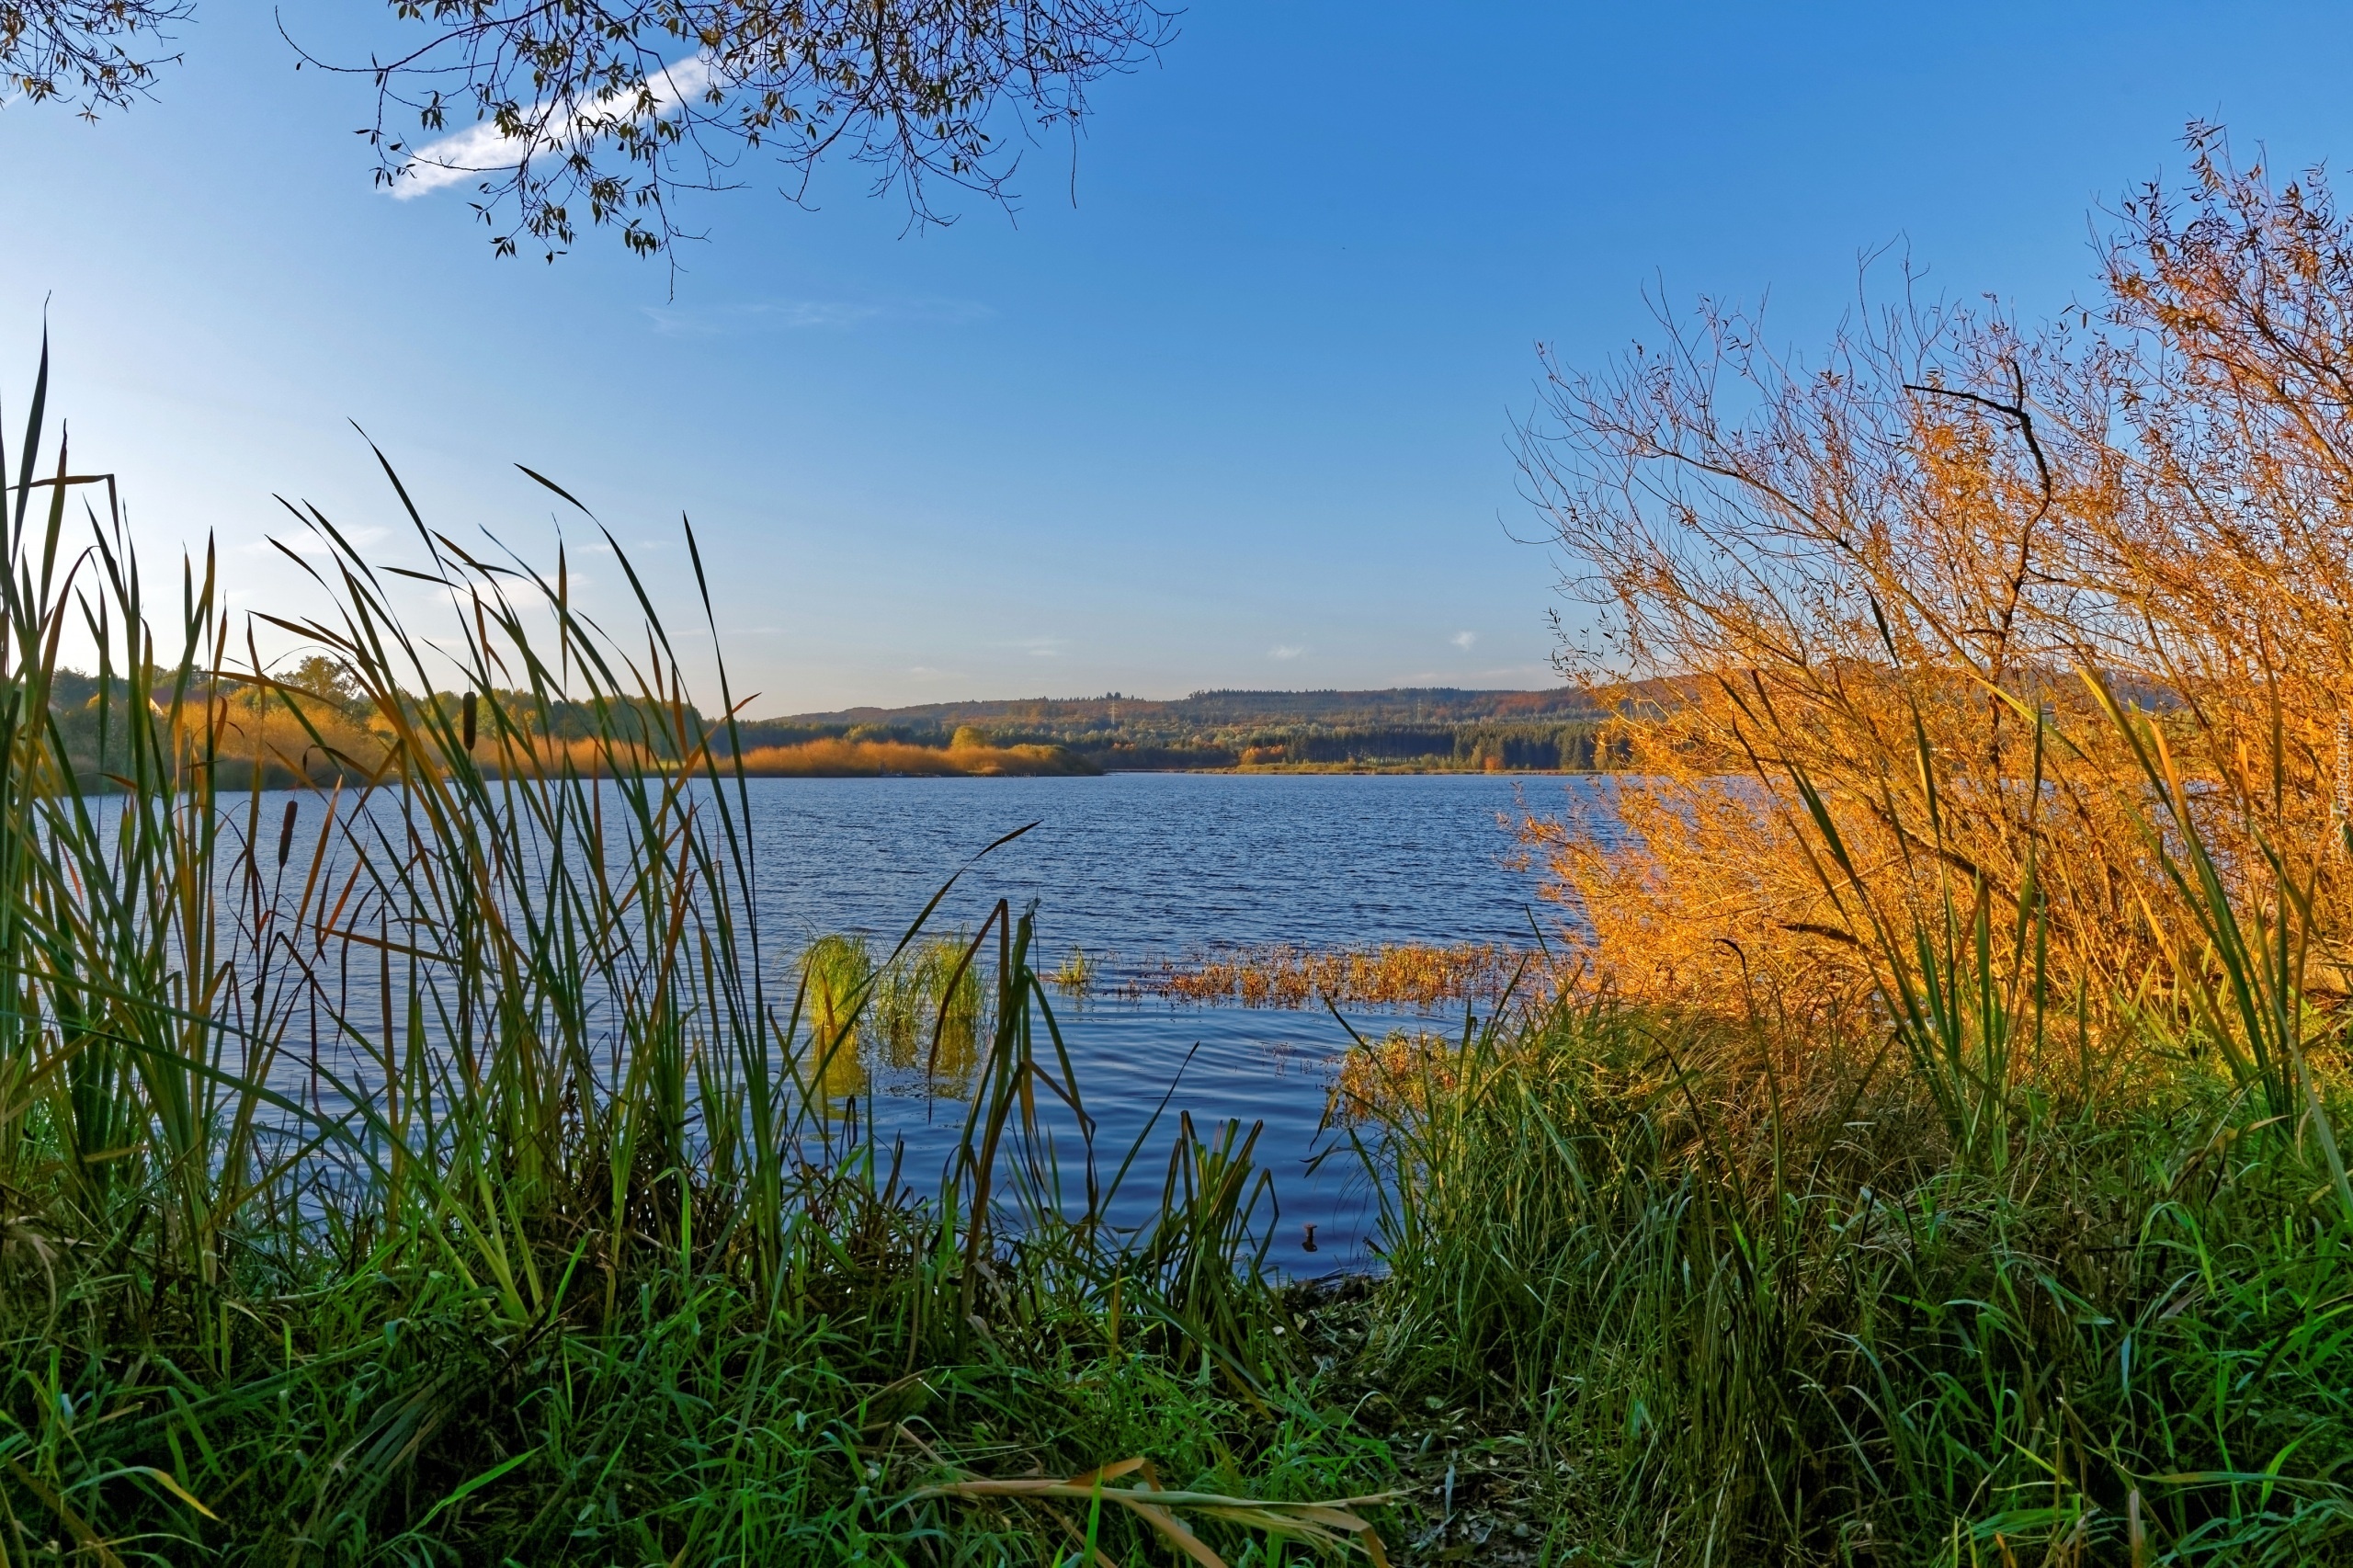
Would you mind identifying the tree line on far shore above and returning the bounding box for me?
[729,686,1627,773]
[43,671,1627,784]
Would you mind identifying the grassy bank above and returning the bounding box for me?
[1336,998,2353,1564]
[47,671,1098,787]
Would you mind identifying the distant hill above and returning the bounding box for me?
[764,687,1597,730]
[728,687,1622,772]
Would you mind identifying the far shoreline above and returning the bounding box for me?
[740,764,1601,778]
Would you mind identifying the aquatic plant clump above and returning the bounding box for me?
[870,931,992,1084]
[1046,945,1096,994]
[1142,941,1537,1009]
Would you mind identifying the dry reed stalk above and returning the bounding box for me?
[910,1456,1398,1565]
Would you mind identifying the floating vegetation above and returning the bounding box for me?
[1324,1028,1461,1126]
[790,931,998,1095]
[1046,945,1097,994]
[1139,941,1538,1009]
[800,933,875,1039]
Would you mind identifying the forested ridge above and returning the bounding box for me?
[734,685,1626,771]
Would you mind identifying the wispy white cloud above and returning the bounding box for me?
[727,301,881,330]
[392,55,715,199]
[641,295,992,336]
[1450,631,1477,650]
[1268,643,1304,661]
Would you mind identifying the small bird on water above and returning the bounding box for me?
[1301,1223,1319,1253]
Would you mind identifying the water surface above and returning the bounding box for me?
[742,773,1604,1269]
[201,772,1610,1270]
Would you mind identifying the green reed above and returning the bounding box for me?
[0,346,1391,1565]
[870,931,989,1082]
[1346,993,2353,1564]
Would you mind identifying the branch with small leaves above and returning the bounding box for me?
[293,1,1173,267]
[0,0,189,117]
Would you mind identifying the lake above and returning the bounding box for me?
[738,772,1607,1271]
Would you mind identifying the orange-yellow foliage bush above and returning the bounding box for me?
[194,687,681,783]
[1520,133,2353,1044]
[195,687,395,782]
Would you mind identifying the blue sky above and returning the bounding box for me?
[4,2,2350,714]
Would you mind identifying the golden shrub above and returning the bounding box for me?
[1521,133,2353,1047]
